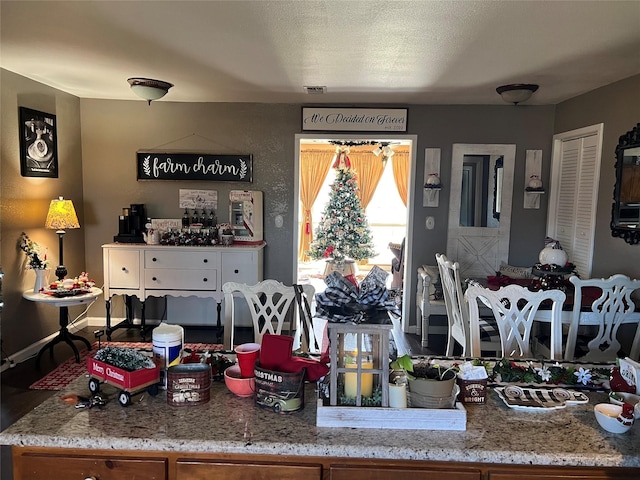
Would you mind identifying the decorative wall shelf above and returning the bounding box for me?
[423,148,442,207]
[524,150,544,209]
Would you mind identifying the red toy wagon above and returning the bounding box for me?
[87,357,160,406]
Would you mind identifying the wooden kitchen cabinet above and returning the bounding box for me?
[175,459,322,480]
[330,464,481,480]
[487,468,640,480]
[12,449,167,480]
[10,447,640,480]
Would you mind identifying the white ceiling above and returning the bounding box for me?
[1,1,639,105]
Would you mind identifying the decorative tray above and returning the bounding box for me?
[42,288,91,298]
[495,386,589,411]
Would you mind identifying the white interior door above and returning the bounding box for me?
[447,144,516,278]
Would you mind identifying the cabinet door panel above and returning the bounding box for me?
[489,469,639,480]
[222,252,259,284]
[17,453,166,480]
[330,465,481,480]
[176,460,322,480]
[108,249,140,288]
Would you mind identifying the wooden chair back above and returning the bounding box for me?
[436,253,469,355]
[465,283,565,359]
[436,253,501,356]
[222,280,316,351]
[566,274,640,361]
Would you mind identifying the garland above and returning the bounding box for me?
[490,358,611,388]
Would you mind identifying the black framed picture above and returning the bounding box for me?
[19,107,58,178]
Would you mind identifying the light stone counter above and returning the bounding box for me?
[1,374,639,468]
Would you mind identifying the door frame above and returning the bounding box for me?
[293,133,418,332]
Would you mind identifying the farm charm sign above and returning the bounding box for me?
[137,152,253,182]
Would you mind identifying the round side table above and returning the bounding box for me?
[23,287,103,366]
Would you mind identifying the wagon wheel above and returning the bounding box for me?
[118,391,131,407]
[88,378,100,394]
[147,384,159,396]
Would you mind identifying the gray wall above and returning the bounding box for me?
[554,75,640,279]
[2,66,638,356]
[1,69,85,353]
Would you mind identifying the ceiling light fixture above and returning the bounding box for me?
[127,77,174,105]
[496,84,539,105]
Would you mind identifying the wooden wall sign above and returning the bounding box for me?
[137,152,252,182]
[302,107,408,132]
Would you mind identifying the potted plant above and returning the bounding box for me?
[19,232,49,292]
[391,355,458,401]
[389,354,414,385]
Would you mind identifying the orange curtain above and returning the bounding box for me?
[391,152,409,206]
[349,152,385,208]
[298,151,333,262]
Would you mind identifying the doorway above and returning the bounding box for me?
[293,134,417,332]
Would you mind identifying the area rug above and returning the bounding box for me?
[28,342,226,391]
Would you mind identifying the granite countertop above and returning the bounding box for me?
[1,374,639,468]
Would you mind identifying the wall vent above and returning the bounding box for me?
[304,86,327,94]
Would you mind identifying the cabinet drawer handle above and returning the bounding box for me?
[203,258,208,263]
[84,477,98,480]
[152,276,157,281]
[152,257,157,262]
[203,278,208,282]
[121,267,127,272]
[234,269,239,274]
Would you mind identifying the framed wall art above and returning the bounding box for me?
[19,107,58,178]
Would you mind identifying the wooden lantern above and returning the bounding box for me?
[327,323,392,407]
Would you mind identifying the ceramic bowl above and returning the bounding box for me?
[609,391,640,419]
[593,403,633,434]
[224,365,255,397]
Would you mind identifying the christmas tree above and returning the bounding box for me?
[308,152,376,263]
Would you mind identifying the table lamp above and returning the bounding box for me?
[45,196,80,281]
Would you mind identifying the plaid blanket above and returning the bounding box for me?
[315,266,400,323]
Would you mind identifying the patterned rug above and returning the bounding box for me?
[28,341,226,390]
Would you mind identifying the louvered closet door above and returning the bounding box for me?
[548,125,602,278]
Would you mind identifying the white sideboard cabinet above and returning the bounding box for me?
[102,243,264,341]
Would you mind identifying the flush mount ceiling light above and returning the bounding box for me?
[496,84,539,105]
[127,77,174,105]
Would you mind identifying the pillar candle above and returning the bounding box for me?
[389,384,407,408]
[345,361,373,398]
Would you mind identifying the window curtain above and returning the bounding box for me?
[349,152,385,208]
[391,152,410,206]
[298,151,333,262]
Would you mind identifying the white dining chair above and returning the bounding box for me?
[222,280,317,352]
[565,274,640,362]
[436,253,501,356]
[465,283,566,359]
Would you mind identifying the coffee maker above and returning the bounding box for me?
[114,203,147,243]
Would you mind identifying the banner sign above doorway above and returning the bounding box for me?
[136,152,253,182]
[302,108,408,132]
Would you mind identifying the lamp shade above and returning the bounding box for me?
[45,197,80,231]
[496,84,539,105]
[127,77,173,104]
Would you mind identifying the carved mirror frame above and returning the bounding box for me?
[611,123,640,245]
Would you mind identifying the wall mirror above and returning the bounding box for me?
[611,123,640,245]
[459,154,503,227]
[448,144,516,278]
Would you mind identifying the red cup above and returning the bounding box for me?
[235,343,260,378]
